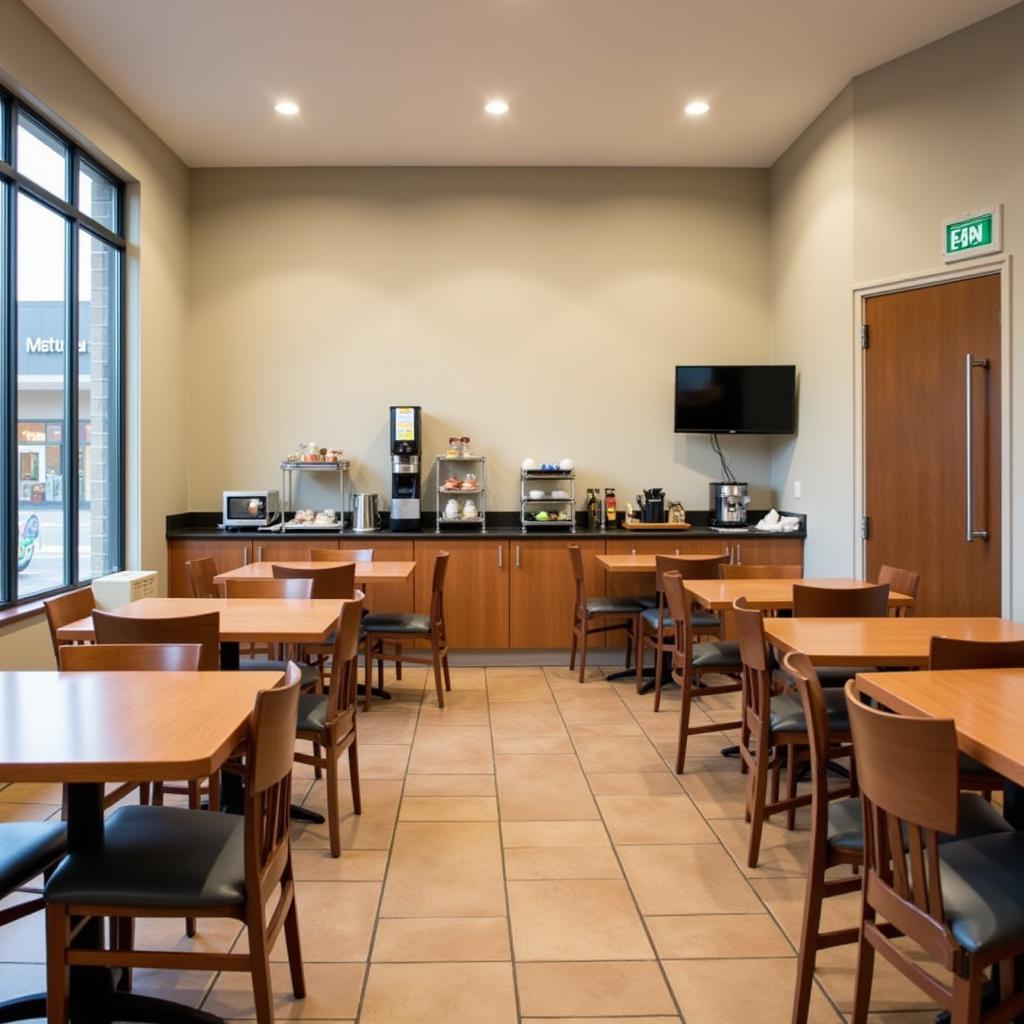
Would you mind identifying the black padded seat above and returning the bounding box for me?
[640,608,721,632]
[296,693,328,733]
[0,822,66,893]
[585,597,641,616]
[45,806,244,909]
[636,595,659,610]
[361,612,432,635]
[769,688,850,734]
[827,793,1012,855]
[240,660,319,687]
[692,640,740,668]
[939,833,1024,954]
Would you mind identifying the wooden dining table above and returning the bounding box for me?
[0,669,278,1024]
[213,560,415,584]
[596,552,731,574]
[686,577,914,612]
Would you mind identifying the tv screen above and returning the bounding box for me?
[674,365,796,434]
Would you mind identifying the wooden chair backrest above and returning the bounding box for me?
[655,554,728,594]
[59,643,201,672]
[928,636,1024,671]
[309,547,374,562]
[792,583,890,618]
[272,562,355,600]
[732,597,772,728]
[44,588,96,660]
[244,665,301,897]
[223,578,313,600]
[844,678,961,967]
[877,564,921,612]
[92,610,221,670]
[328,594,366,718]
[719,563,803,580]
[430,552,450,628]
[185,557,219,598]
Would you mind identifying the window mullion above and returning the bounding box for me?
[66,216,78,587]
[3,181,16,605]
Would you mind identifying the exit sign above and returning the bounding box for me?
[943,206,1002,262]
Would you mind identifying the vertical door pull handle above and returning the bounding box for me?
[965,353,990,542]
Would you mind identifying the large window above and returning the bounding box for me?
[1,90,125,606]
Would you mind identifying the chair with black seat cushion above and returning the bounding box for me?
[294,594,364,858]
[45,667,305,1024]
[876,564,920,617]
[636,554,728,698]
[44,588,96,664]
[843,677,1024,1024]
[789,583,890,688]
[362,552,451,709]
[568,544,640,685]
[783,652,1010,1024]
[663,571,743,773]
[734,600,855,868]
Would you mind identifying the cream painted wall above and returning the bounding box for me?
[0,0,190,665]
[188,167,773,514]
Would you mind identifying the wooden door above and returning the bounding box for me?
[167,538,251,597]
[864,274,1001,615]
[413,539,509,649]
[509,539,605,648]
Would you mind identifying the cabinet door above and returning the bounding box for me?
[509,539,605,649]
[342,539,415,614]
[167,539,252,597]
[249,537,319,562]
[414,540,509,649]
[732,538,804,571]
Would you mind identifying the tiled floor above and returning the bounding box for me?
[0,664,943,1023]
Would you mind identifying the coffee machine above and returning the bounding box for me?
[389,406,422,532]
[709,482,750,528]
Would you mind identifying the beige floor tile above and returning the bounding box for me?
[399,795,498,820]
[663,958,842,1024]
[523,1020,680,1024]
[619,844,762,915]
[361,962,517,1024]
[494,752,580,774]
[203,961,364,1020]
[372,916,511,961]
[134,967,216,1009]
[403,773,495,796]
[354,710,419,744]
[291,848,388,881]
[678,759,750,818]
[335,743,411,780]
[382,820,505,917]
[408,726,493,774]
[558,701,636,727]
[573,734,665,773]
[711,815,811,878]
[296,779,401,850]
[496,769,599,821]
[652,731,737,761]
[487,666,547,681]
[0,781,64,804]
[648,913,793,959]
[516,961,677,1017]
[504,845,623,880]
[864,1014,943,1023]
[487,677,553,702]
[417,690,491,727]
[587,770,683,795]
[501,819,610,848]
[489,701,567,737]
[448,666,488,689]
[135,915,242,953]
[597,793,717,844]
[567,719,645,737]
[508,878,653,960]
[492,735,575,753]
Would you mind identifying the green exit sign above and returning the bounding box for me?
[943,206,1002,262]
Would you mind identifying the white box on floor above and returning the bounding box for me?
[91,570,158,610]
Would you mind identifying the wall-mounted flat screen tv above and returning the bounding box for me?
[674,365,797,434]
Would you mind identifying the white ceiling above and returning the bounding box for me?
[23,0,1018,168]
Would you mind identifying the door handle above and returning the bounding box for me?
[965,353,990,542]
[515,544,521,569]
[497,545,503,569]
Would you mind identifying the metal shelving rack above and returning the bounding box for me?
[276,460,351,533]
[520,470,576,532]
[436,455,486,532]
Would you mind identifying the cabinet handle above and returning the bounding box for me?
[674,547,680,556]
[735,544,741,564]
[257,545,264,561]
[243,546,250,565]
[631,546,637,555]
[965,353,990,541]
[498,546,503,569]
[515,545,521,569]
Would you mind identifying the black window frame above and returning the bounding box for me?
[0,86,126,609]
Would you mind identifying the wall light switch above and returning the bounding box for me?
[793,480,802,499]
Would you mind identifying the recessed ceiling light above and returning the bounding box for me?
[484,98,510,117]
[684,100,710,117]
[275,100,300,116]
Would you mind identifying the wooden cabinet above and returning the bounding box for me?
[414,539,509,649]
[342,539,415,614]
[167,538,251,596]
[732,537,804,570]
[509,539,605,649]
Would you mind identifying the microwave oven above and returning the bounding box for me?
[222,490,281,530]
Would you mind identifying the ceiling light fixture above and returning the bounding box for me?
[684,100,710,117]
[275,100,300,116]
[484,98,510,116]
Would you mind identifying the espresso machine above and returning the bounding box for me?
[389,405,422,532]
[709,481,750,528]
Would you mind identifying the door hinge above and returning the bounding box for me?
[860,325,870,349]
[861,515,870,540]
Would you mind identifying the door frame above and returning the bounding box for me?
[852,256,1012,616]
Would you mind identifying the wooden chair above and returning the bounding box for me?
[59,643,201,673]
[45,668,306,1024]
[568,544,640,684]
[636,554,728,697]
[294,595,364,857]
[309,548,374,562]
[785,654,1010,1024]
[719,563,803,579]
[734,600,854,868]
[185,557,219,598]
[663,571,743,773]
[362,552,452,709]
[843,678,1024,1024]
[877,564,921,616]
[44,588,96,663]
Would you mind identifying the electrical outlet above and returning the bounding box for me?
[793,480,802,499]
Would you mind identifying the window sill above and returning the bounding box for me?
[0,600,46,628]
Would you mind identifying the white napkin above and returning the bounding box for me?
[754,508,801,533]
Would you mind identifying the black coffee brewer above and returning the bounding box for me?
[389,405,422,532]
[637,488,666,523]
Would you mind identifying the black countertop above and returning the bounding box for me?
[167,510,806,541]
